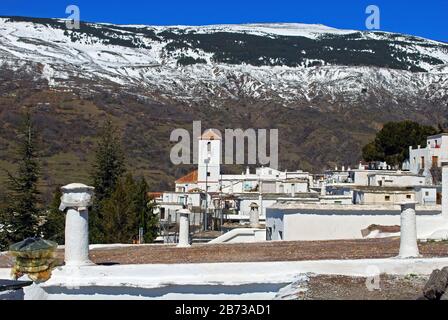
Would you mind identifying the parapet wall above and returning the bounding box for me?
[281,213,448,241]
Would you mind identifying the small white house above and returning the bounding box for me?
[156,191,206,226]
[348,169,424,187]
[367,171,426,187]
[409,133,448,174]
[319,195,353,204]
[414,186,440,206]
[353,187,415,205]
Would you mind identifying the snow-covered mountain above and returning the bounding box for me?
[1,16,448,108]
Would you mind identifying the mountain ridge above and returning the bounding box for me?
[1,15,447,108]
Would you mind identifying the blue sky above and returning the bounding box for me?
[1,0,447,41]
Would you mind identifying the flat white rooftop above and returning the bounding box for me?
[269,202,441,212]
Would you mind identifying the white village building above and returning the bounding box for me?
[322,159,438,206]
[409,133,448,174]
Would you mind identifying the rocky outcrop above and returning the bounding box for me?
[418,267,448,300]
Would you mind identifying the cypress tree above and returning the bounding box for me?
[90,119,125,243]
[134,177,158,243]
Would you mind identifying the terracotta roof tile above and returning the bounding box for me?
[148,192,163,198]
[176,170,198,184]
[200,129,222,140]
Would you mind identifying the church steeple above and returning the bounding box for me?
[197,129,222,192]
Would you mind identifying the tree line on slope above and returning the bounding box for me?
[362,120,441,167]
[0,112,158,250]
[162,31,445,71]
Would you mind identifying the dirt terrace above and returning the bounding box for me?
[302,274,428,300]
[2,238,447,268]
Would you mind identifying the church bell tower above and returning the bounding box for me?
[198,129,221,192]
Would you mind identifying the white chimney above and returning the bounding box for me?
[249,202,260,228]
[177,208,191,247]
[398,202,420,258]
[59,183,95,267]
[321,182,327,196]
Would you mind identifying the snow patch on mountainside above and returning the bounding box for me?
[160,23,359,39]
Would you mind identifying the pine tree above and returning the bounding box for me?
[42,187,65,244]
[362,121,438,166]
[92,119,125,201]
[0,112,41,249]
[134,177,158,243]
[102,174,139,244]
[101,175,159,244]
[90,119,125,243]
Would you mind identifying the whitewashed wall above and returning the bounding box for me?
[239,199,276,217]
[368,174,425,187]
[266,207,448,241]
[279,213,448,241]
[415,187,438,205]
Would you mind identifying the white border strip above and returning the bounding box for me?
[1,257,444,289]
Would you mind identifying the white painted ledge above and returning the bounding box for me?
[0,257,445,289]
[209,228,266,244]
